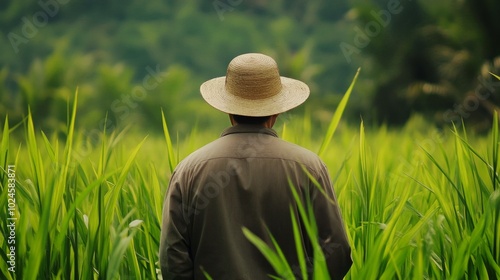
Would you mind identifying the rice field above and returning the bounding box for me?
[1,90,499,279]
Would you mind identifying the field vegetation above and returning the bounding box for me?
[1,84,499,278]
[1,0,500,279]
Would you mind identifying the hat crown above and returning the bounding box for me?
[225,53,282,100]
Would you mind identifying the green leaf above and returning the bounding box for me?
[242,227,288,277]
[161,109,178,174]
[318,68,360,157]
[290,206,308,280]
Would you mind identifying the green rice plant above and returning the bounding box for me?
[161,109,179,174]
[414,117,500,279]
[0,91,166,279]
[318,68,360,158]
[1,74,500,279]
[342,119,438,280]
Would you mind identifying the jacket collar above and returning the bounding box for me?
[221,124,279,138]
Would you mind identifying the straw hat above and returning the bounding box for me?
[200,53,310,117]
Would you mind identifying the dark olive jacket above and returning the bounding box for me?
[159,124,352,280]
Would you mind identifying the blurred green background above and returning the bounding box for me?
[1,0,499,135]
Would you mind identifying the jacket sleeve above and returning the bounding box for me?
[311,164,352,280]
[159,171,194,280]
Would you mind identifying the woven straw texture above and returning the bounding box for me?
[200,53,310,116]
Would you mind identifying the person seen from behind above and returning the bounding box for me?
[159,53,352,279]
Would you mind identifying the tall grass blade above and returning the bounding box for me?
[242,227,291,278]
[105,137,148,224]
[288,181,330,279]
[0,117,13,280]
[0,116,9,178]
[491,112,499,190]
[290,206,308,280]
[161,109,177,173]
[318,68,360,157]
[200,267,214,280]
[24,109,52,280]
[491,113,500,269]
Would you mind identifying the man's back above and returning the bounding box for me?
[160,124,352,279]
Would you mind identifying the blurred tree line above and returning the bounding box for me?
[0,0,499,135]
[352,0,500,130]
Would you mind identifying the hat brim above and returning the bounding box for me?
[200,76,310,117]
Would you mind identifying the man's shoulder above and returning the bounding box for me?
[175,132,326,172]
[272,138,326,167]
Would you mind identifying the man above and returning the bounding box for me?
[159,53,352,279]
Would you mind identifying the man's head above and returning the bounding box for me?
[200,53,310,119]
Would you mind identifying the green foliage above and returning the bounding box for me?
[351,0,500,127]
[318,68,360,157]
[0,2,499,277]
[1,74,498,279]
[0,95,165,279]
[0,0,360,134]
[1,83,499,279]
[1,0,499,131]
